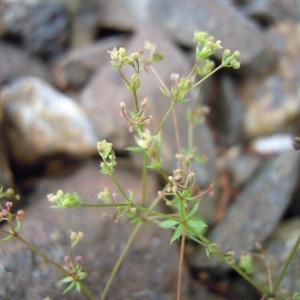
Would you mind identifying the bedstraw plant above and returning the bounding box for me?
[1,31,300,300]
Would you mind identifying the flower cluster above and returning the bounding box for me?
[47,190,82,208]
[194,31,222,60]
[97,140,116,176]
[171,75,193,103]
[222,49,241,69]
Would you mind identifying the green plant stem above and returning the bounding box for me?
[191,236,266,295]
[81,203,130,208]
[149,65,171,96]
[177,234,186,300]
[100,190,165,300]
[188,64,223,92]
[100,223,142,300]
[156,101,176,134]
[272,233,300,295]
[111,174,131,202]
[141,153,148,206]
[13,233,95,300]
[172,107,181,151]
[133,88,140,112]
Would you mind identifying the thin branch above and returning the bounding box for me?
[176,234,186,300]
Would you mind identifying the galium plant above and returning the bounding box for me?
[0,31,299,300]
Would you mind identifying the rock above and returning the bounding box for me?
[80,26,217,186]
[0,77,97,165]
[209,75,244,146]
[188,151,300,271]
[0,42,50,85]
[53,36,127,90]
[98,0,277,73]
[0,160,195,300]
[241,0,300,24]
[0,127,13,190]
[254,219,300,294]
[240,22,300,139]
[0,1,70,59]
[221,147,264,188]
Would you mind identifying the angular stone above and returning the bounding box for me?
[80,26,217,186]
[0,77,97,165]
[53,36,127,90]
[98,0,277,73]
[0,42,50,85]
[189,151,300,270]
[0,160,194,300]
[254,219,300,294]
[0,1,70,59]
[240,22,300,138]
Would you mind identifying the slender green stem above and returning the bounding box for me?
[100,189,165,300]
[14,233,95,300]
[133,88,140,112]
[100,223,142,300]
[149,65,171,96]
[141,153,148,206]
[177,234,186,300]
[273,233,300,295]
[188,64,223,93]
[191,236,266,295]
[111,174,131,202]
[156,101,176,134]
[81,203,130,208]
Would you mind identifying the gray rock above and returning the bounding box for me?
[0,160,195,300]
[98,0,277,73]
[0,77,97,164]
[189,151,300,271]
[80,26,217,186]
[0,42,50,85]
[239,22,300,139]
[254,219,300,295]
[241,0,300,24]
[53,36,127,90]
[0,0,70,59]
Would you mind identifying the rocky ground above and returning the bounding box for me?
[0,0,300,299]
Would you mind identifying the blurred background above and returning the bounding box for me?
[0,0,300,299]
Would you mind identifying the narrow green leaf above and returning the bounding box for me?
[171,224,184,243]
[187,218,207,236]
[63,282,76,294]
[126,146,144,153]
[160,219,178,229]
[187,203,200,218]
[76,282,81,292]
[0,234,13,243]
[61,276,74,283]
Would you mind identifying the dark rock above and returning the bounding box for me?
[238,22,300,139]
[241,0,300,24]
[80,26,217,186]
[209,75,244,146]
[254,219,300,295]
[0,42,50,85]
[98,0,277,73]
[0,160,195,300]
[0,77,97,165]
[53,36,127,90]
[188,151,300,271]
[0,1,70,59]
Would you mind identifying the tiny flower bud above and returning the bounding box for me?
[141,98,148,107]
[120,102,126,109]
[75,255,83,263]
[64,255,71,264]
[5,202,13,209]
[16,210,25,220]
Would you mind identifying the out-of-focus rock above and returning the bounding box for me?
[0,121,13,189]
[241,0,300,24]
[188,151,299,271]
[0,42,50,85]
[254,219,300,294]
[0,160,194,300]
[98,0,277,73]
[80,26,217,186]
[240,22,300,139]
[209,76,244,146]
[53,36,127,90]
[221,147,264,188]
[0,1,70,59]
[1,77,97,165]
